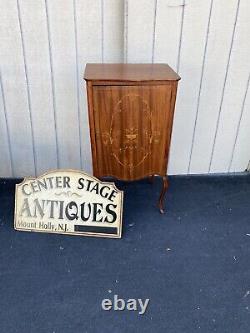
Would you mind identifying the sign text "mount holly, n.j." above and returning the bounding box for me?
[14,170,123,238]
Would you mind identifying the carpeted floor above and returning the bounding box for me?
[0,174,250,333]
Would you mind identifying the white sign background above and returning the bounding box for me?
[14,170,123,238]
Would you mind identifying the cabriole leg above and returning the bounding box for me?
[158,176,168,214]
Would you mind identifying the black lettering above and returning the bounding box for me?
[80,202,91,221]
[104,204,117,223]
[22,184,31,196]
[47,177,54,189]
[92,203,103,222]
[63,176,70,188]
[20,198,32,217]
[65,201,78,220]
[56,176,62,188]
[108,189,117,202]
[30,181,39,193]
[78,178,85,190]
[86,179,94,191]
[33,199,45,218]
[58,200,64,219]
[47,200,58,219]
[100,186,110,199]
[37,179,48,191]
[90,183,99,194]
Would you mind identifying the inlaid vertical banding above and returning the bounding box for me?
[73,0,83,169]
[16,0,37,175]
[151,0,158,63]
[44,0,59,168]
[228,72,250,172]
[124,0,129,63]
[176,0,185,73]
[0,71,14,177]
[208,0,241,172]
[188,0,214,173]
[101,0,104,62]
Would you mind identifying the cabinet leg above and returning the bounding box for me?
[158,176,168,214]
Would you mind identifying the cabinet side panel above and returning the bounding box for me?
[167,82,178,172]
[86,81,98,176]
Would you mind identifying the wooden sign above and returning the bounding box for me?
[14,170,123,238]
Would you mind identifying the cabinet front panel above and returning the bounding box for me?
[92,85,173,180]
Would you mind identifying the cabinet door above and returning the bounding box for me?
[92,85,173,180]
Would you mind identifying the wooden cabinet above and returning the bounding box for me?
[84,64,180,213]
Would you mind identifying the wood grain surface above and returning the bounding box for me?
[85,64,179,181]
[84,63,181,82]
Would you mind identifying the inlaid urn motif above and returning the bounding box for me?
[109,94,153,170]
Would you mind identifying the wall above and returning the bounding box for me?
[0,0,124,177]
[125,0,250,175]
[0,0,249,178]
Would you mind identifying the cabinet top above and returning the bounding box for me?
[84,63,180,82]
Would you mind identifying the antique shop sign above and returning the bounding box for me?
[14,170,123,238]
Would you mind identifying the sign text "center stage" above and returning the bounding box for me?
[21,176,118,202]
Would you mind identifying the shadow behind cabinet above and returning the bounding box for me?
[84,64,180,213]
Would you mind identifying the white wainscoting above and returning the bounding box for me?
[0,0,249,177]
[0,0,123,177]
[125,0,250,175]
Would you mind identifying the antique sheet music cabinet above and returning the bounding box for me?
[84,64,180,213]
